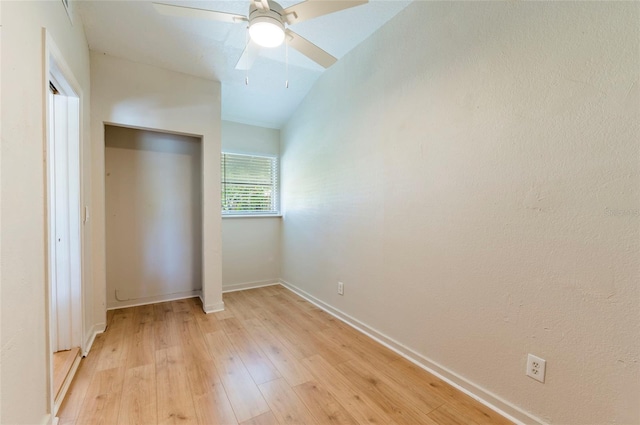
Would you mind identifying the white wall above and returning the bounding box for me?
[91,53,223,313]
[105,126,202,308]
[280,2,639,424]
[221,121,281,291]
[0,1,92,423]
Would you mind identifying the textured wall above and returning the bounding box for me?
[91,53,223,313]
[221,121,281,290]
[0,1,92,423]
[281,2,639,424]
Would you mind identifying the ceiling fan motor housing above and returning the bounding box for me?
[248,3,286,48]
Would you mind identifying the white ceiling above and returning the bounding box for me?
[77,0,412,128]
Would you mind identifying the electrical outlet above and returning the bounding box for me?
[526,354,546,383]
[337,281,344,295]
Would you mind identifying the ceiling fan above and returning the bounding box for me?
[153,0,368,70]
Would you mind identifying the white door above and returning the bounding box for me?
[48,82,82,352]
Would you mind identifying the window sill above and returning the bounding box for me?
[222,214,282,219]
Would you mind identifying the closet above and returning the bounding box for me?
[105,125,202,309]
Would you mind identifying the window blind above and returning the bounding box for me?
[221,152,279,214]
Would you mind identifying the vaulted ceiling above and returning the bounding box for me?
[77,0,411,128]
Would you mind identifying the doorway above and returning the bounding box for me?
[47,47,83,414]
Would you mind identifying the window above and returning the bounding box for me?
[221,152,279,215]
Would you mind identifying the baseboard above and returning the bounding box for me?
[222,280,280,293]
[279,279,545,425]
[42,413,55,425]
[83,322,106,357]
[106,290,201,310]
[199,294,225,314]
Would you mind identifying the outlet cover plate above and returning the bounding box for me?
[526,353,546,383]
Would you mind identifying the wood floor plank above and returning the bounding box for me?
[96,309,133,371]
[321,331,447,417]
[213,307,236,320]
[154,309,180,350]
[389,359,512,425]
[155,346,198,425]
[177,318,240,425]
[191,299,222,334]
[58,335,106,421]
[172,298,194,314]
[153,302,173,321]
[301,355,398,425]
[227,289,266,311]
[205,330,270,423]
[336,360,439,425]
[224,292,261,322]
[253,305,348,365]
[125,320,155,369]
[192,384,239,425]
[134,304,155,324]
[242,318,314,387]
[178,317,213,366]
[445,392,512,425]
[221,317,281,385]
[117,364,157,425]
[318,326,400,368]
[75,367,125,425]
[195,312,222,335]
[266,293,331,332]
[258,378,318,425]
[428,403,482,425]
[293,380,360,425]
[239,411,281,425]
[251,309,312,359]
[344,354,446,414]
[185,355,238,425]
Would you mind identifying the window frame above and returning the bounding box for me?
[221,151,280,217]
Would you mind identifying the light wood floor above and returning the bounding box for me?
[54,347,81,400]
[58,285,512,425]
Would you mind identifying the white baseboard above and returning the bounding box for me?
[106,290,201,310]
[279,279,545,425]
[199,294,225,314]
[83,322,106,357]
[42,413,54,425]
[223,280,280,293]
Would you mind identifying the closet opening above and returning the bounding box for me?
[104,125,203,310]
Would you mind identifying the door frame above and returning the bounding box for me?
[44,29,85,416]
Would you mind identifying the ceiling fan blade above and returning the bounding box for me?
[235,40,261,70]
[283,0,368,25]
[152,2,247,24]
[285,29,336,68]
[252,0,270,11]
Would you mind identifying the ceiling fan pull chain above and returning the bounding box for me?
[245,26,250,86]
[285,37,289,89]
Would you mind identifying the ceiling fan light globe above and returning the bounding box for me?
[249,18,285,48]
